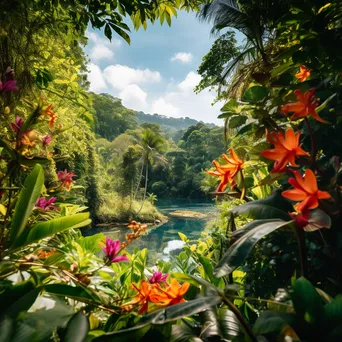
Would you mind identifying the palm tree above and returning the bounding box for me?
[134,128,167,213]
[199,0,291,90]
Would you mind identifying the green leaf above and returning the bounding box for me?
[291,277,324,325]
[253,311,296,335]
[10,213,91,250]
[44,284,101,303]
[94,325,151,342]
[9,164,44,243]
[270,60,293,78]
[231,190,293,220]
[104,24,112,41]
[110,24,131,44]
[229,115,248,129]
[242,86,269,103]
[77,233,105,253]
[214,220,294,277]
[316,93,336,113]
[64,312,90,342]
[178,232,188,243]
[140,296,222,326]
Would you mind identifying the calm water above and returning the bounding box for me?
[85,199,217,261]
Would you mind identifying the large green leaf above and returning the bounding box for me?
[63,312,90,342]
[44,283,101,303]
[253,311,296,335]
[232,190,293,221]
[9,164,44,243]
[77,233,105,253]
[229,115,248,128]
[10,213,91,250]
[214,220,294,277]
[94,325,151,342]
[242,86,269,103]
[323,295,342,324]
[291,277,324,325]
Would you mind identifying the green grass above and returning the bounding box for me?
[97,192,166,223]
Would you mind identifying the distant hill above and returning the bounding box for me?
[135,111,216,137]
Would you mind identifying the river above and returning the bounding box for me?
[85,199,217,261]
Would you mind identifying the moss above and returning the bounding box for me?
[97,192,166,223]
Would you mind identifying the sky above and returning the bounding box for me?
[83,11,224,125]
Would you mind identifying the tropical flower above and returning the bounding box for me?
[0,68,18,92]
[41,135,52,147]
[57,169,76,190]
[207,148,244,192]
[43,104,58,130]
[35,197,56,211]
[149,271,168,284]
[101,237,129,264]
[37,248,56,259]
[295,65,311,82]
[20,131,39,147]
[10,116,24,133]
[282,88,328,123]
[282,169,331,213]
[121,280,154,314]
[290,208,331,232]
[150,278,190,307]
[261,128,309,173]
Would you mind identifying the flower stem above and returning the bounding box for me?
[294,225,308,278]
[221,294,258,342]
[304,117,316,167]
[239,170,246,201]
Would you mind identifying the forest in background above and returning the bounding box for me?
[2,1,342,341]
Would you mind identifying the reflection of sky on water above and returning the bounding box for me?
[84,199,218,262]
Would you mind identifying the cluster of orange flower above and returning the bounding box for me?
[37,248,56,259]
[208,65,332,226]
[206,148,244,193]
[121,278,190,314]
[125,220,148,244]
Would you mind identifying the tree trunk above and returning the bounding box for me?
[136,162,148,215]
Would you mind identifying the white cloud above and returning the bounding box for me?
[171,52,193,63]
[88,63,107,92]
[103,65,161,90]
[178,71,201,92]
[90,45,114,61]
[86,30,121,62]
[151,98,180,117]
[119,84,148,110]
[148,71,223,124]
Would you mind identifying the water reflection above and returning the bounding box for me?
[84,199,217,261]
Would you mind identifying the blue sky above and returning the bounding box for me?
[84,11,229,124]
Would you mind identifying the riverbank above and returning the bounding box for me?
[97,193,166,224]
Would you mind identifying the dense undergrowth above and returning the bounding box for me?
[1,1,342,342]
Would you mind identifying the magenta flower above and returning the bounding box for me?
[0,79,18,92]
[35,197,56,211]
[148,271,168,284]
[101,237,129,264]
[41,135,52,147]
[10,116,24,133]
[57,170,76,191]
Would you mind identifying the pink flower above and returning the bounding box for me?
[41,135,52,147]
[101,237,129,263]
[57,169,76,191]
[10,116,24,133]
[149,271,168,284]
[35,197,56,211]
[0,79,18,92]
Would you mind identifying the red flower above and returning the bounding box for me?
[282,89,328,123]
[282,169,331,213]
[43,105,58,130]
[57,169,76,191]
[295,65,311,82]
[261,128,309,173]
[207,148,244,192]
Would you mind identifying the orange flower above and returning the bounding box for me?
[150,278,190,307]
[281,88,328,123]
[121,280,154,314]
[261,128,309,173]
[43,104,58,130]
[295,65,311,82]
[207,148,244,192]
[282,169,331,213]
